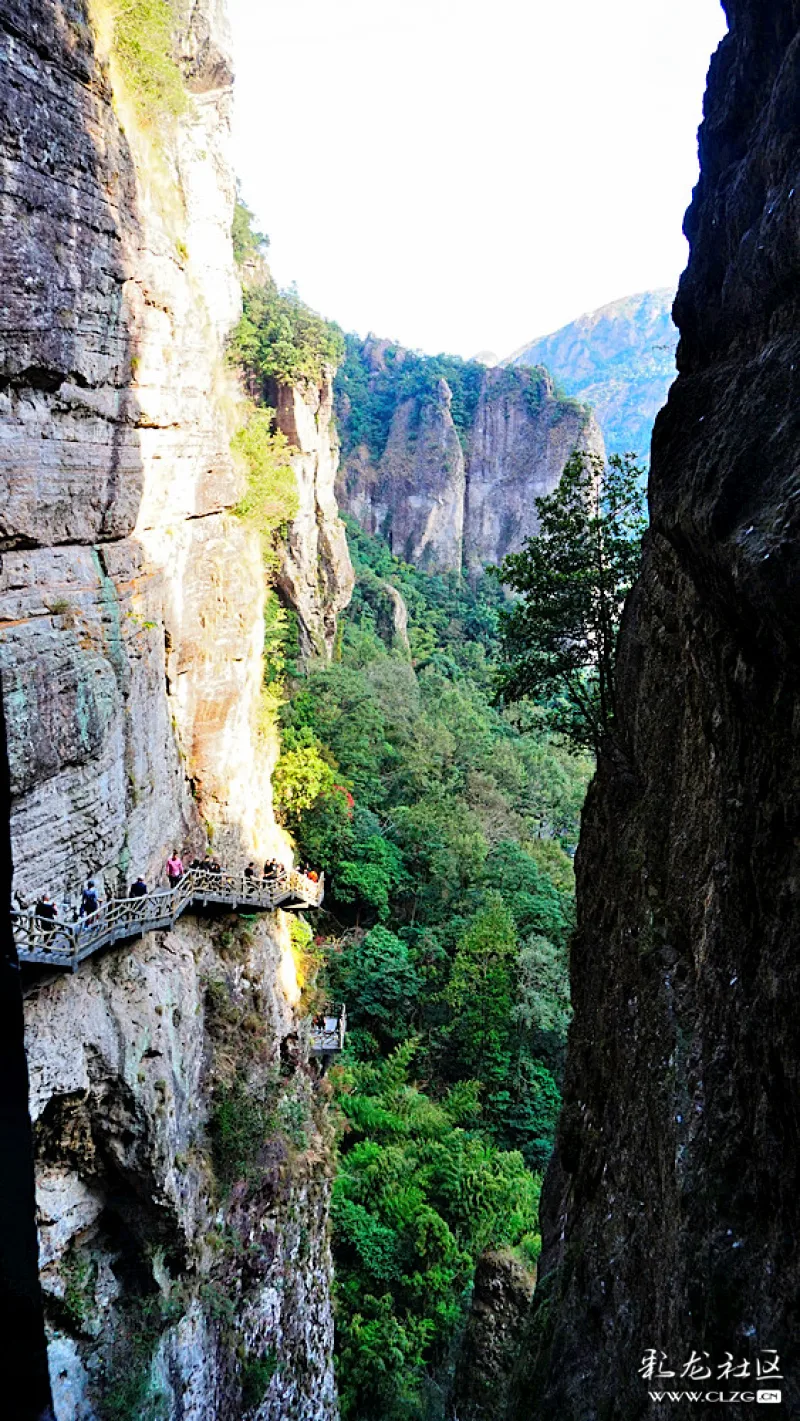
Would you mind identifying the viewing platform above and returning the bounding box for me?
[310,1006,347,1058]
[13,865,346,1055]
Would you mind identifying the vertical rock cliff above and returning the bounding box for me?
[336,340,603,576]
[0,1,343,1414]
[274,378,355,659]
[463,368,603,578]
[28,914,337,1421]
[513,3,800,1416]
[0,0,280,900]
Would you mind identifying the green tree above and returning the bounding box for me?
[494,450,646,753]
[336,832,408,922]
[332,1043,540,1421]
[231,280,344,390]
[232,407,298,559]
[331,926,420,1047]
[232,197,269,266]
[273,726,336,821]
[445,894,517,1086]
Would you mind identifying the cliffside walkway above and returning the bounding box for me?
[11,866,325,970]
[12,866,348,1055]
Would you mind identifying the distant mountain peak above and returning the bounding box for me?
[506,288,678,462]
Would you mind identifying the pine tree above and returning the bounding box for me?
[494,450,646,754]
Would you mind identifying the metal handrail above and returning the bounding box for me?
[12,866,324,971]
[310,1002,347,1055]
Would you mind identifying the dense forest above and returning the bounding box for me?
[274,523,591,1419]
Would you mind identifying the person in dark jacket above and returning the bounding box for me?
[35,895,57,922]
[35,894,58,944]
[130,876,147,898]
[80,881,99,916]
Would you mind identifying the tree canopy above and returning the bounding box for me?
[493,450,647,754]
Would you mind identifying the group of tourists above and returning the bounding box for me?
[29,850,318,931]
[33,878,105,924]
[246,858,285,881]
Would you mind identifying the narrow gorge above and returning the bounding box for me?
[2,1,798,1419]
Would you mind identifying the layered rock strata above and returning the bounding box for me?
[512,3,800,1416]
[0,0,281,900]
[0,0,344,1413]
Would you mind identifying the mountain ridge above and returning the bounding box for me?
[506,287,678,461]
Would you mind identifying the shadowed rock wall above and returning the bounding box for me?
[511,3,800,1417]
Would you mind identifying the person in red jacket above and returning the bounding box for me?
[166,851,183,886]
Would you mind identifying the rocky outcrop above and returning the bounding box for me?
[274,378,355,658]
[348,375,467,573]
[451,1251,535,1421]
[463,369,603,578]
[337,353,603,575]
[28,914,337,1421]
[513,4,800,1417]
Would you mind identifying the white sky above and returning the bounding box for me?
[226,0,727,360]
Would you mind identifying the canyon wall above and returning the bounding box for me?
[274,378,355,659]
[0,0,343,1413]
[0,0,272,901]
[336,348,603,576]
[512,2,800,1416]
[29,912,337,1421]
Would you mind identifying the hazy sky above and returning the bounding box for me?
[226,0,727,359]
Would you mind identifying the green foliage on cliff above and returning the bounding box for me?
[335,336,486,460]
[334,339,575,466]
[494,450,647,754]
[232,407,298,563]
[333,1044,540,1421]
[101,0,188,125]
[232,198,269,265]
[231,279,345,390]
[279,521,591,1416]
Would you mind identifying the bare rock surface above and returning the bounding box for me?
[0,0,284,897]
[451,1250,535,1421]
[510,4,800,1417]
[464,368,604,576]
[27,914,338,1421]
[275,377,355,658]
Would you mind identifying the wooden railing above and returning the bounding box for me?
[12,866,324,971]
